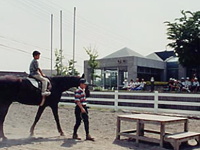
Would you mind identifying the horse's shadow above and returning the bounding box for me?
[0,136,84,149]
[0,136,65,148]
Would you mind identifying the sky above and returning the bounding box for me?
[0,0,199,74]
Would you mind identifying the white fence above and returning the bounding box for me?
[60,91,200,115]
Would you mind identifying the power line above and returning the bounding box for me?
[13,0,123,50]
[7,0,50,23]
[0,43,51,61]
[43,0,149,50]
[0,35,50,52]
[0,43,84,68]
[5,1,127,60]
[6,0,131,51]
[0,34,89,61]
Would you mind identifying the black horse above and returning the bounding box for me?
[0,74,89,141]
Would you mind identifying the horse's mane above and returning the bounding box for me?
[50,75,80,89]
[51,75,80,78]
[51,75,80,81]
[0,75,22,82]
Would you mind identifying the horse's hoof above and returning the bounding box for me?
[60,132,65,136]
[30,132,34,137]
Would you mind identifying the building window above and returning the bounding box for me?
[137,66,162,81]
[124,71,128,79]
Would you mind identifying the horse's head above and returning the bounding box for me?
[85,85,90,98]
[51,74,90,97]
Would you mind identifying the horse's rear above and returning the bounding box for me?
[0,75,42,105]
[0,75,43,140]
[0,75,23,140]
[0,75,22,102]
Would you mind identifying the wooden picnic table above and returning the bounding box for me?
[116,114,188,147]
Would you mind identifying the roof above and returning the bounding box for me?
[155,50,175,61]
[103,47,144,59]
[146,53,163,61]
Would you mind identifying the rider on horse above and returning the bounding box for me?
[29,50,51,96]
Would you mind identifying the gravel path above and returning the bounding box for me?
[1,103,200,150]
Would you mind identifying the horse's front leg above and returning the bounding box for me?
[50,104,64,136]
[30,105,46,136]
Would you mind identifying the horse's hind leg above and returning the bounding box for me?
[0,103,11,141]
[30,105,46,136]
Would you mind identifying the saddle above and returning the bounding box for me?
[27,75,42,90]
[27,75,51,106]
[27,75,51,91]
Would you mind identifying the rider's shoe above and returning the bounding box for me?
[42,91,51,96]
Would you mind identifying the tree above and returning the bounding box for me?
[165,10,200,67]
[54,49,80,76]
[84,46,99,84]
[54,49,67,75]
[67,59,79,76]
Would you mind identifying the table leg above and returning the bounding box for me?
[136,120,140,143]
[160,122,165,147]
[136,120,144,143]
[139,122,144,136]
[116,117,121,139]
[184,119,188,132]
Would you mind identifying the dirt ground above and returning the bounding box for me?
[1,103,200,150]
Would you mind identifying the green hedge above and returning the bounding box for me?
[145,81,168,86]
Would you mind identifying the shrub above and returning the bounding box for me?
[146,81,168,86]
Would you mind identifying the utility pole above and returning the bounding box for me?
[50,14,53,76]
[72,7,76,75]
[60,10,63,74]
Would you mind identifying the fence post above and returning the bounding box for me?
[114,90,118,111]
[154,91,158,114]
